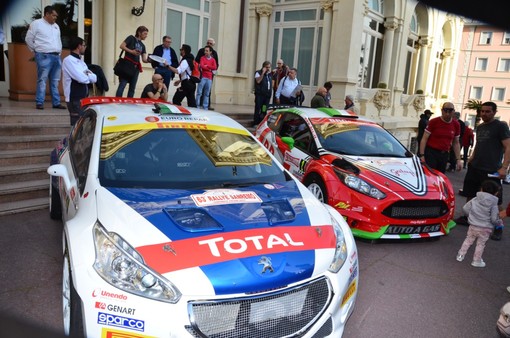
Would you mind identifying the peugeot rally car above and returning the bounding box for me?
[48,97,358,338]
[255,106,456,240]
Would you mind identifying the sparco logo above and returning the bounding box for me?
[97,312,145,332]
[92,288,128,301]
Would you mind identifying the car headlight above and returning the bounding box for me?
[328,214,348,273]
[93,222,181,303]
[335,170,386,199]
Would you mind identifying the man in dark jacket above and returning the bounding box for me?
[417,109,433,150]
[151,36,178,89]
[253,61,272,126]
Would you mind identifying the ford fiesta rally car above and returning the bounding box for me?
[255,106,456,240]
[48,97,358,338]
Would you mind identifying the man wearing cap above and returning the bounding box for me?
[344,95,359,114]
[417,109,433,150]
[418,101,462,173]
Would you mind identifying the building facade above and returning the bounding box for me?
[1,0,465,148]
[453,20,510,127]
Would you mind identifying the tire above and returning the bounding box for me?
[50,177,62,220]
[305,176,328,204]
[63,242,84,337]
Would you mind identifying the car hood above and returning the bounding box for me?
[96,181,337,295]
[339,155,435,196]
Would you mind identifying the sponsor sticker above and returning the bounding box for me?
[97,312,145,332]
[92,289,128,302]
[191,189,262,207]
[95,302,136,316]
[101,328,155,338]
[341,280,357,307]
[137,225,337,274]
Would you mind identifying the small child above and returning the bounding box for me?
[456,180,503,267]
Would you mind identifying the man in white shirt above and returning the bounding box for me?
[275,67,302,105]
[25,5,66,110]
[62,36,97,125]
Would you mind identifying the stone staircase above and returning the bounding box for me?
[0,99,255,216]
[0,105,70,216]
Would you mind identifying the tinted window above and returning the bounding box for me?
[99,129,288,189]
[69,111,96,194]
[313,120,408,157]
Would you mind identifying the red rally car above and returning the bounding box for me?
[255,106,456,240]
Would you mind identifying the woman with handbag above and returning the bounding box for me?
[115,26,151,98]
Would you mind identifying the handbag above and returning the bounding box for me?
[113,51,138,80]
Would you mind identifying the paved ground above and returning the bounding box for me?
[0,96,509,336]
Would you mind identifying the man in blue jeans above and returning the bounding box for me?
[25,5,66,110]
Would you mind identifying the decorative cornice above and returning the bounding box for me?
[256,5,273,17]
[384,21,399,31]
[320,0,334,11]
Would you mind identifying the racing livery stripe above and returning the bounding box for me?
[102,122,250,136]
[136,225,336,274]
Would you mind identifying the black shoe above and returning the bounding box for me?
[491,228,503,241]
[53,104,67,109]
[455,216,469,226]
[208,107,214,111]
[36,104,44,110]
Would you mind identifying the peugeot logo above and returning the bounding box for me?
[258,256,274,273]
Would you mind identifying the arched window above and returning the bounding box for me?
[358,0,384,88]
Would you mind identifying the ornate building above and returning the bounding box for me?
[1,0,464,147]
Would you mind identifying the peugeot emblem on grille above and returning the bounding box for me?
[258,256,274,273]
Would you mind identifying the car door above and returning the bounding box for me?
[275,114,316,181]
[64,111,96,219]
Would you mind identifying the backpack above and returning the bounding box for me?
[188,59,202,84]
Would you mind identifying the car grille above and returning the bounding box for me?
[381,200,449,219]
[186,277,332,338]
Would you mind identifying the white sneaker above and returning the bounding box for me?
[471,260,486,268]
[456,254,464,262]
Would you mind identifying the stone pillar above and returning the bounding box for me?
[379,19,398,86]
[318,0,334,86]
[439,49,452,98]
[103,0,115,83]
[256,5,272,68]
[414,37,430,93]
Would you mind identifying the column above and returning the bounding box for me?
[102,0,115,82]
[256,5,272,68]
[318,0,334,86]
[414,37,430,93]
[439,49,452,97]
[379,19,398,86]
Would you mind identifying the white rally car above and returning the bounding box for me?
[48,97,358,338]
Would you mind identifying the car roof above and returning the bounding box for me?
[271,106,376,124]
[81,97,249,133]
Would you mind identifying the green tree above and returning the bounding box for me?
[463,99,482,130]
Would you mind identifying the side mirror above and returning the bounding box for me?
[47,164,72,193]
[281,136,295,150]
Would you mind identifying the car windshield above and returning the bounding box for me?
[312,119,409,157]
[98,128,288,189]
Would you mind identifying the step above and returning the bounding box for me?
[0,197,49,216]
[0,163,49,185]
[0,135,66,151]
[0,148,52,166]
[0,111,69,124]
[0,123,71,137]
[0,179,48,204]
